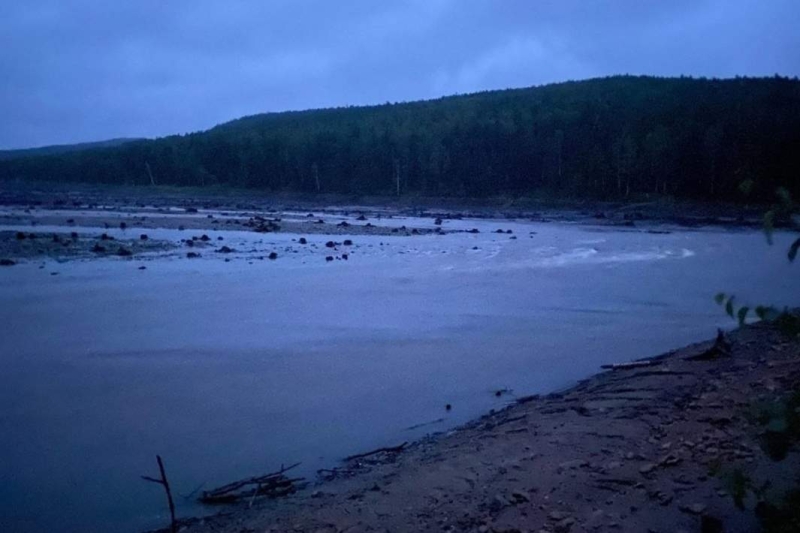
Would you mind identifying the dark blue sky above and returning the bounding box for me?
[1,0,798,149]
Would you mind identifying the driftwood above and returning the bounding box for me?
[199,463,304,505]
[601,359,662,370]
[345,442,408,462]
[686,329,732,361]
[141,455,177,533]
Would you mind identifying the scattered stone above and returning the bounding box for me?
[299,238,307,245]
[325,256,334,262]
[71,232,79,239]
[680,503,707,515]
[510,491,530,504]
[187,252,201,259]
[325,241,336,248]
[356,215,367,221]
[434,217,443,225]
[138,266,146,270]
[468,228,480,233]
[0,259,15,266]
[91,244,106,253]
[268,252,278,260]
[217,246,234,253]
[639,463,656,474]
[119,222,127,230]
[200,235,210,242]
[342,254,348,260]
[117,247,133,257]
[16,232,26,240]
[343,239,353,246]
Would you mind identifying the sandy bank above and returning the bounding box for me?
[160,323,799,533]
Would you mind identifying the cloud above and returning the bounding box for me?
[0,0,798,148]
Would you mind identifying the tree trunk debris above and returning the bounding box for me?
[199,463,304,505]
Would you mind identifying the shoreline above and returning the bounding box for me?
[161,322,800,533]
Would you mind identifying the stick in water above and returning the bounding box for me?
[142,455,177,533]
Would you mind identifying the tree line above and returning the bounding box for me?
[2,75,799,202]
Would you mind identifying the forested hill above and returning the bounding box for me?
[0,138,142,161]
[2,76,799,202]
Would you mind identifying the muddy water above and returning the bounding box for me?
[1,216,798,532]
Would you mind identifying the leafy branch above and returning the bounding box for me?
[716,187,799,331]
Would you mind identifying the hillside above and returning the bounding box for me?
[0,138,142,161]
[1,76,799,202]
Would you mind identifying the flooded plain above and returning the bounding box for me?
[1,208,798,532]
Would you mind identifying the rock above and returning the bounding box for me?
[445,404,452,411]
[468,228,480,233]
[325,241,336,248]
[200,234,210,241]
[140,234,148,240]
[434,217,443,225]
[100,233,112,240]
[342,254,348,260]
[680,503,707,515]
[548,511,567,521]
[338,221,350,227]
[491,494,511,511]
[659,454,682,467]
[554,518,575,533]
[559,459,588,470]
[639,463,656,474]
[356,215,367,221]
[325,256,334,262]
[119,222,127,230]
[496,229,505,233]
[185,207,198,213]
[268,252,278,260]
[117,247,133,257]
[71,232,79,239]
[343,239,353,246]
[186,240,194,247]
[15,232,26,240]
[186,252,201,259]
[510,491,530,503]
[0,259,15,266]
[216,246,234,253]
[91,244,106,253]
[138,266,147,270]
[298,238,307,245]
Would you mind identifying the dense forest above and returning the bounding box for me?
[2,76,799,202]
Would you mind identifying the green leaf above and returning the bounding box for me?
[737,306,749,326]
[725,297,735,318]
[766,417,788,433]
[714,292,727,305]
[789,237,800,262]
[763,211,775,245]
[776,187,793,207]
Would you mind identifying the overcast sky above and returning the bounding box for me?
[1,0,798,149]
